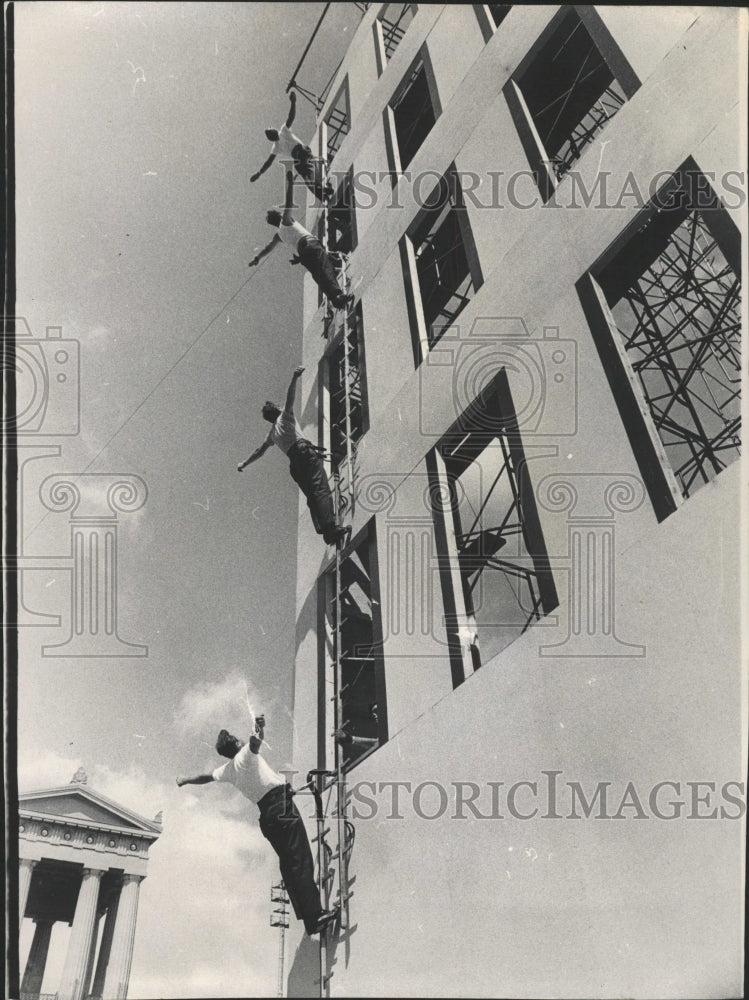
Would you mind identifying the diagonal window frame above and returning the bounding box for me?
[399,165,484,367]
[428,368,558,686]
[577,159,742,522]
[504,6,640,202]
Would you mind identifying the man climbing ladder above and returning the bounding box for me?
[250,89,333,203]
[176,714,338,937]
[248,170,353,310]
[238,365,350,548]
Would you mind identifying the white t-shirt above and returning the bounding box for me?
[212,741,285,805]
[278,219,312,252]
[266,409,305,455]
[271,124,303,160]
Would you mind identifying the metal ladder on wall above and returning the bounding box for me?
[306,754,355,995]
[319,149,358,530]
[294,154,359,999]
[329,288,359,530]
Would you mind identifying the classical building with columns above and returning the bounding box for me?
[18,770,161,1000]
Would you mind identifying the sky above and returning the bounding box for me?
[13,3,365,995]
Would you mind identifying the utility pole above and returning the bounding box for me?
[270,881,290,998]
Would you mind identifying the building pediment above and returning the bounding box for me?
[20,784,162,837]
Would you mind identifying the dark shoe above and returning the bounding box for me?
[332,525,351,548]
[323,523,348,547]
[307,908,339,936]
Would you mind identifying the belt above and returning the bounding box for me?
[257,782,293,810]
[288,439,324,458]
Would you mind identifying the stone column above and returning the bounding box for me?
[102,874,143,999]
[82,908,102,999]
[91,885,121,998]
[18,858,37,920]
[58,867,105,1000]
[21,918,54,995]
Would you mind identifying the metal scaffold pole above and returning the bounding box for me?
[333,541,349,933]
[341,306,355,520]
[306,769,332,996]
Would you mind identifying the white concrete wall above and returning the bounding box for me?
[289,6,746,997]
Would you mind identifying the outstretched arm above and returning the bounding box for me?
[251,154,275,183]
[238,437,273,471]
[249,715,266,754]
[285,90,297,127]
[284,366,304,415]
[249,234,281,267]
[281,170,297,226]
[176,773,214,787]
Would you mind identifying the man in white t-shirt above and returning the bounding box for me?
[248,171,352,310]
[176,714,338,937]
[238,365,349,548]
[249,90,333,203]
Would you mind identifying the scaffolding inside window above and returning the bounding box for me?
[414,206,474,347]
[597,202,741,501]
[377,3,417,65]
[327,167,357,256]
[406,169,482,353]
[431,375,557,676]
[323,78,350,163]
[389,55,438,170]
[517,8,627,181]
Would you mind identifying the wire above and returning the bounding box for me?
[22,259,269,543]
[87,265,267,470]
[286,3,332,94]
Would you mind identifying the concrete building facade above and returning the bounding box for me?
[286,5,745,996]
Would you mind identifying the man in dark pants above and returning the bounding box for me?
[176,715,338,937]
[238,365,349,548]
[250,90,333,203]
[248,170,352,310]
